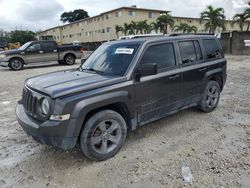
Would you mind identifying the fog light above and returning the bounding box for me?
[50,114,70,121]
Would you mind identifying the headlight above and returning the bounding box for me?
[41,98,50,115]
[0,54,6,59]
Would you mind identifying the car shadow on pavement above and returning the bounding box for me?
[27,107,202,166]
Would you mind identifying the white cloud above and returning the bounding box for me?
[0,0,248,31]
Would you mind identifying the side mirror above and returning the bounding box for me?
[135,63,157,78]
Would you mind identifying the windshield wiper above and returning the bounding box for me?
[79,67,105,75]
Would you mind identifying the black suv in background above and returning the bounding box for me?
[16,35,227,161]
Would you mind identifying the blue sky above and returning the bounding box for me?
[0,0,248,31]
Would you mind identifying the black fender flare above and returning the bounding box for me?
[202,67,223,92]
[70,91,135,137]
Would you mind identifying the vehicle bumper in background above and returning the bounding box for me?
[16,101,78,150]
[0,61,9,67]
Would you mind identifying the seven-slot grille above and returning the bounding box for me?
[22,88,37,116]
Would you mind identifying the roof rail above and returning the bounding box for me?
[169,33,214,36]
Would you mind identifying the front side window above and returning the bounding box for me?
[80,43,140,76]
[26,43,41,52]
[203,39,220,59]
[140,43,176,70]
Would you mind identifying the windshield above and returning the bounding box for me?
[19,42,32,50]
[80,43,140,76]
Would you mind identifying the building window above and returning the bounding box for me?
[116,11,122,17]
[106,14,111,20]
[128,10,135,16]
[107,27,112,32]
[148,12,156,19]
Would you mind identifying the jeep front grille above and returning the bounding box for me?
[22,89,38,116]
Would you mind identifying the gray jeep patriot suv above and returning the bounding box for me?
[16,35,227,161]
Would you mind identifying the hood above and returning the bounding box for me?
[26,69,126,98]
[0,49,22,55]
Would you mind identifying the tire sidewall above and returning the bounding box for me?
[200,80,220,112]
[64,54,75,65]
[9,58,24,70]
[80,110,127,161]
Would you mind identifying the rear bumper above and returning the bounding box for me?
[16,101,78,149]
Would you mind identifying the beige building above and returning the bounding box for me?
[37,6,241,44]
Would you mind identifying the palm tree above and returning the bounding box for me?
[174,23,190,33]
[200,5,226,33]
[186,25,198,33]
[232,13,250,31]
[129,21,137,35]
[136,20,148,34]
[156,13,174,34]
[150,22,160,33]
[174,23,198,33]
[115,25,124,38]
[245,8,250,30]
[123,23,130,36]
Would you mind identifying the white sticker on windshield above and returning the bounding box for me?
[115,48,134,54]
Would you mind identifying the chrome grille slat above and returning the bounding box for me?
[22,88,38,117]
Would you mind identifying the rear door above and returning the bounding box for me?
[41,41,58,62]
[177,39,207,106]
[134,42,182,124]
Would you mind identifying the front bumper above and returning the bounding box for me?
[16,102,78,149]
[0,61,9,67]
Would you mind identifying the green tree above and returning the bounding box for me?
[174,23,190,33]
[232,12,250,31]
[186,25,198,33]
[245,8,250,30]
[136,20,148,34]
[174,23,198,33]
[123,23,130,36]
[9,30,36,44]
[60,9,89,23]
[200,5,226,33]
[129,21,137,35]
[156,13,174,34]
[115,25,124,38]
[150,22,160,33]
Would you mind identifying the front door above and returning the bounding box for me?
[134,42,182,125]
[24,42,44,64]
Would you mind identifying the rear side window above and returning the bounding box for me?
[42,42,57,51]
[194,41,203,61]
[141,43,175,70]
[179,41,203,64]
[203,39,220,59]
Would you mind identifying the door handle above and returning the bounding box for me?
[199,67,207,72]
[169,74,180,80]
[39,51,44,54]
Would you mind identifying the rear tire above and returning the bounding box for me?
[198,80,220,112]
[64,54,75,65]
[9,58,24,71]
[80,110,127,161]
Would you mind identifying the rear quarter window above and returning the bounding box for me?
[203,39,221,59]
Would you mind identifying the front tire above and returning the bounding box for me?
[198,80,220,112]
[9,58,24,71]
[64,54,75,65]
[80,110,127,161]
